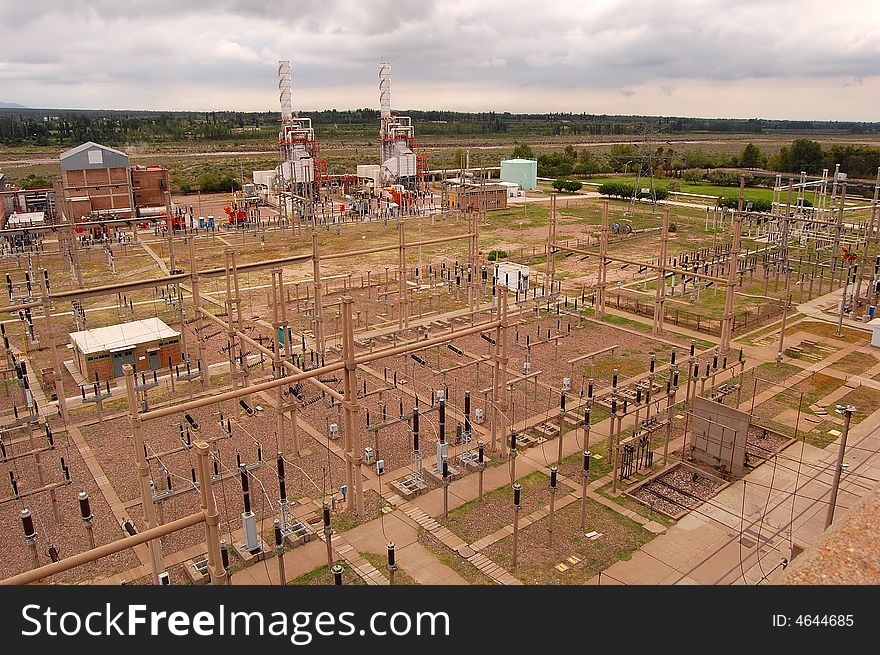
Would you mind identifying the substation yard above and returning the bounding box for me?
[2,186,880,586]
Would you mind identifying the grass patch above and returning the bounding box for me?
[598,313,653,333]
[418,529,494,585]
[444,470,572,544]
[289,560,365,586]
[362,552,419,585]
[830,351,879,376]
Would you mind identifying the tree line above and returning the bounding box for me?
[510,139,880,182]
[1,107,878,147]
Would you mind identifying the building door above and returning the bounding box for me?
[148,350,160,371]
[112,349,136,377]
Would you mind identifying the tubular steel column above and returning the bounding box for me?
[546,195,557,293]
[123,364,163,584]
[271,270,287,455]
[231,252,250,393]
[312,231,325,354]
[41,284,68,425]
[653,210,669,335]
[597,201,609,318]
[195,440,227,585]
[188,236,209,388]
[341,295,364,517]
[491,285,509,455]
[856,168,880,309]
[397,219,408,331]
[223,251,239,419]
[720,213,742,354]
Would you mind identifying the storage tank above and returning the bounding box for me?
[501,158,538,191]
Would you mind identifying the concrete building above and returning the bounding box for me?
[69,317,181,381]
[445,183,508,212]
[501,158,538,191]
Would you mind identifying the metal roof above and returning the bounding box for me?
[69,318,179,355]
[59,141,130,171]
[6,212,45,226]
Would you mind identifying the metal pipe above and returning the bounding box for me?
[2,512,203,585]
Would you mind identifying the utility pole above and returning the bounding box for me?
[825,404,855,529]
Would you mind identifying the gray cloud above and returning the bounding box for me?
[0,0,878,119]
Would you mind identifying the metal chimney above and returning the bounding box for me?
[278,60,292,122]
[379,61,392,119]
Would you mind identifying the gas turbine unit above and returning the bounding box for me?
[378,62,425,191]
[274,60,325,203]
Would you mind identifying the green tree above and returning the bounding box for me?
[511,143,535,159]
[740,143,761,168]
[552,178,568,192]
[788,139,824,174]
[564,180,583,192]
[449,148,465,167]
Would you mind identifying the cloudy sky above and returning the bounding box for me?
[1,0,879,120]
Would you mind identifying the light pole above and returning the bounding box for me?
[825,404,855,529]
[624,160,633,176]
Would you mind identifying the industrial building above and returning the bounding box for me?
[1,175,55,228]
[501,158,538,190]
[59,142,169,219]
[69,317,181,381]
[378,62,426,190]
[445,182,508,212]
[60,142,134,218]
[130,165,171,211]
[274,60,324,202]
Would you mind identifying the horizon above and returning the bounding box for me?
[2,105,879,127]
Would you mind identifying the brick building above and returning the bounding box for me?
[60,142,134,218]
[69,318,181,381]
[445,183,508,212]
[130,165,170,210]
[58,142,169,220]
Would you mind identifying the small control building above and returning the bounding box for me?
[69,318,181,381]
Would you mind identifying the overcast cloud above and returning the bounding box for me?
[1,0,878,120]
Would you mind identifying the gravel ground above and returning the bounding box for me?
[631,465,726,518]
[0,427,141,582]
[746,425,791,461]
[0,401,350,582]
[782,487,880,584]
